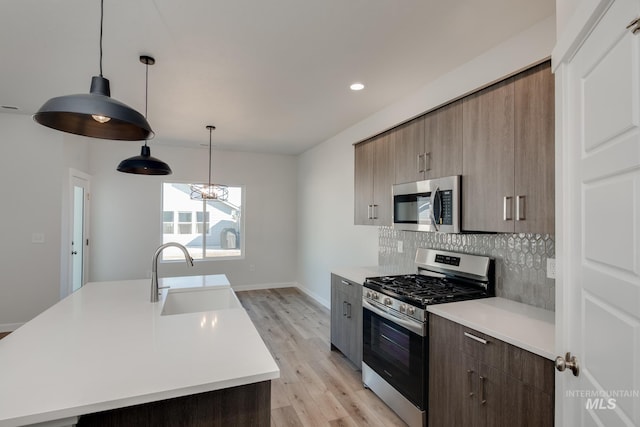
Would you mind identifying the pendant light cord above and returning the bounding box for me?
[208,128,213,187]
[99,0,104,77]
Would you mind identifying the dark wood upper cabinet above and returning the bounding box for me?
[462,61,554,234]
[423,100,463,180]
[354,132,394,226]
[394,101,462,185]
[393,116,425,184]
[462,78,516,233]
[356,61,554,232]
[514,62,555,234]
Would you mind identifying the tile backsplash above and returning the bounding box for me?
[378,227,555,311]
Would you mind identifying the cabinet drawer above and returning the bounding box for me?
[461,326,504,370]
[331,274,362,300]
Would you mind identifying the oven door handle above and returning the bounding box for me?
[363,299,425,336]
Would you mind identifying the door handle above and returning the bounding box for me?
[417,153,425,173]
[555,352,580,377]
[503,196,513,221]
[479,375,487,405]
[516,195,525,221]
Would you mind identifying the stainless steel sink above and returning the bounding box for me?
[161,287,241,316]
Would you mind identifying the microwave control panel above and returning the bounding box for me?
[439,190,453,225]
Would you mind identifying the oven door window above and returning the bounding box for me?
[394,193,432,225]
[363,307,426,409]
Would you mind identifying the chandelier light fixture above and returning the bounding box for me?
[190,126,228,201]
[33,0,153,141]
[117,56,172,175]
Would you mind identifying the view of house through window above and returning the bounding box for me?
[162,183,243,260]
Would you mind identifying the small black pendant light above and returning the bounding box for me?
[33,0,153,141]
[117,56,172,175]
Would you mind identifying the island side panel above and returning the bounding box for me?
[77,380,271,427]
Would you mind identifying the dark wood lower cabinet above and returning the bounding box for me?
[77,380,271,427]
[429,314,554,427]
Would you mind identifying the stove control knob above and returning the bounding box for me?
[399,304,406,313]
[383,298,392,306]
[365,291,371,298]
[407,306,416,315]
[373,292,379,300]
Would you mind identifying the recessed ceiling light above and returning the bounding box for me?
[350,82,365,91]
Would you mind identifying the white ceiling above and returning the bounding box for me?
[0,0,554,155]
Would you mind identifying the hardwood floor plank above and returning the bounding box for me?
[271,405,304,427]
[236,288,407,427]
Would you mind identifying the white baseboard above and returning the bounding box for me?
[0,322,23,332]
[295,285,330,309]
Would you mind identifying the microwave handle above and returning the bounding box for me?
[430,187,442,231]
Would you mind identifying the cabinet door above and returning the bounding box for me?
[462,79,515,232]
[429,314,464,427]
[354,140,375,225]
[393,116,426,184]
[330,276,348,353]
[514,61,555,234]
[346,284,363,368]
[372,132,395,225]
[424,100,463,179]
[502,376,553,427]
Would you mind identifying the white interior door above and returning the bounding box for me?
[70,172,90,293]
[556,0,640,425]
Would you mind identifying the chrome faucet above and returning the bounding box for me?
[151,242,194,302]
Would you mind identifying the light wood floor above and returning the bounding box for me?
[236,287,407,427]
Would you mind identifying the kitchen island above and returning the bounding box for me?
[0,275,279,427]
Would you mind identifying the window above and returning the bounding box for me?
[162,211,174,234]
[162,183,243,261]
[178,211,192,234]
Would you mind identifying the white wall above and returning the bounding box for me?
[0,114,89,330]
[296,16,556,307]
[88,141,298,290]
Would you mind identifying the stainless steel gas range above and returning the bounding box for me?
[362,248,495,427]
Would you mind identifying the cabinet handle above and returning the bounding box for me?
[503,196,513,221]
[516,195,525,221]
[346,302,352,318]
[424,152,431,172]
[627,17,640,34]
[372,204,378,219]
[341,280,351,286]
[343,301,347,316]
[467,369,474,397]
[479,375,487,405]
[464,332,488,345]
[417,153,425,173]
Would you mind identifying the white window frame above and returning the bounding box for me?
[160,182,245,262]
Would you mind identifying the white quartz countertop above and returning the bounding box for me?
[0,275,279,427]
[427,297,555,360]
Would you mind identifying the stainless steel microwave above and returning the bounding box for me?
[392,175,461,233]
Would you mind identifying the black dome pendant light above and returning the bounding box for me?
[33,0,153,141]
[117,56,172,175]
